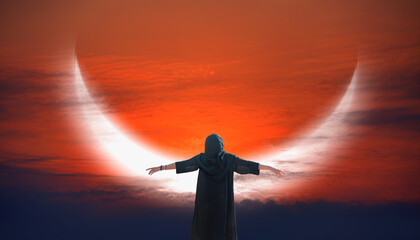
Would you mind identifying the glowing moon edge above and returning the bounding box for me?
[73,56,358,197]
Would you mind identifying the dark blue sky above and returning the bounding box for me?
[1,184,419,240]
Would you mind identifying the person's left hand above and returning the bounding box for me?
[146,166,161,175]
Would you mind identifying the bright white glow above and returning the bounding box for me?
[74,58,198,192]
[233,63,359,197]
[262,64,357,168]
[74,56,358,198]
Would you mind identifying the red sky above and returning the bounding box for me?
[0,0,419,207]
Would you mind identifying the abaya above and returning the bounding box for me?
[175,134,260,240]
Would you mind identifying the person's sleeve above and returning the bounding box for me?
[233,155,260,175]
[175,154,200,174]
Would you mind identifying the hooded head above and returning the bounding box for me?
[197,133,231,181]
[204,133,224,159]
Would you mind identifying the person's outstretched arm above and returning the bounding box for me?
[233,155,284,178]
[146,163,175,175]
[146,154,200,175]
[259,163,284,178]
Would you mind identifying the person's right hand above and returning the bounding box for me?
[146,166,161,175]
[272,167,285,178]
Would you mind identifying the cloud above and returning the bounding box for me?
[0,66,72,123]
[0,161,197,207]
[346,108,420,131]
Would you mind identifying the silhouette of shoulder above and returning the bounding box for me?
[224,152,260,175]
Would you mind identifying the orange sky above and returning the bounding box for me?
[0,0,419,205]
[74,0,361,157]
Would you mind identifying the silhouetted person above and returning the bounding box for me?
[147,133,283,240]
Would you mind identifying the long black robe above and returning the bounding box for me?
[176,152,260,240]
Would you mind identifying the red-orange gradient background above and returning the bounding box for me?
[0,0,419,207]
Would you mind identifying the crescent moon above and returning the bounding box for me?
[73,56,359,197]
